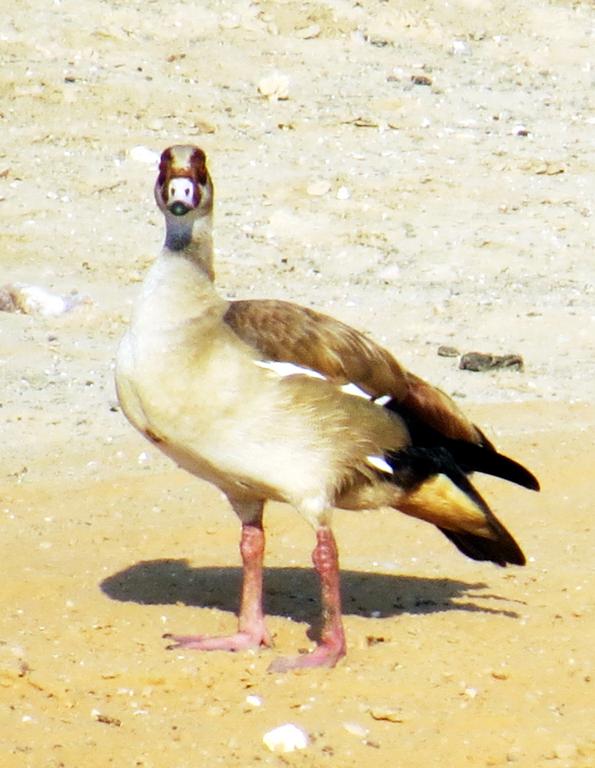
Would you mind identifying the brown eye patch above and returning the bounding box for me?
[157,148,174,188]
[190,148,208,186]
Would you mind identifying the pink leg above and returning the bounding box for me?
[269,526,346,672]
[165,518,272,652]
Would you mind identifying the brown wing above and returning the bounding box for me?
[224,299,483,444]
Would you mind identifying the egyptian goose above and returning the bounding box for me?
[115,145,539,672]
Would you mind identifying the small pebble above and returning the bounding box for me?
[342,721,369,738]
[296,23,320,39]
[513,125,530,137]
[258,73,290,100]
[437,345,460,358]
[451,39,470,55]
[378,264,401,282]
[369,705,405,723]
[459,352,524,372]
[245,694,263,707]
[262,723,309,753]
[411,74,432,86]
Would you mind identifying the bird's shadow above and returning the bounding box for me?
[100,558,522,626]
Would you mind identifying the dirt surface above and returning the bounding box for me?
[1,1,594,766]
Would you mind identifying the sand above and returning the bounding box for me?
[1,1,593,766]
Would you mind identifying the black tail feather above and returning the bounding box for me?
[385,399,540,491]
[438,526,525,567]
[445,439,540,491]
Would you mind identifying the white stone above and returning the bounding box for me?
[262,723,309,753]
[257,73,290,100]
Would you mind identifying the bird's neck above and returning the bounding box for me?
[164,213,215,281]
[132,212,224,331]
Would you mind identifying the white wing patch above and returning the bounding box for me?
[365,455,394,475]
[339,382,371,399]
[254,360,326,380]
[374,395,392,407]
[254,361,393,409]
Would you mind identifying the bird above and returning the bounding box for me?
[115,144,539,672]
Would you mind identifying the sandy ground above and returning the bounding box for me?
[1,1,594,766]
